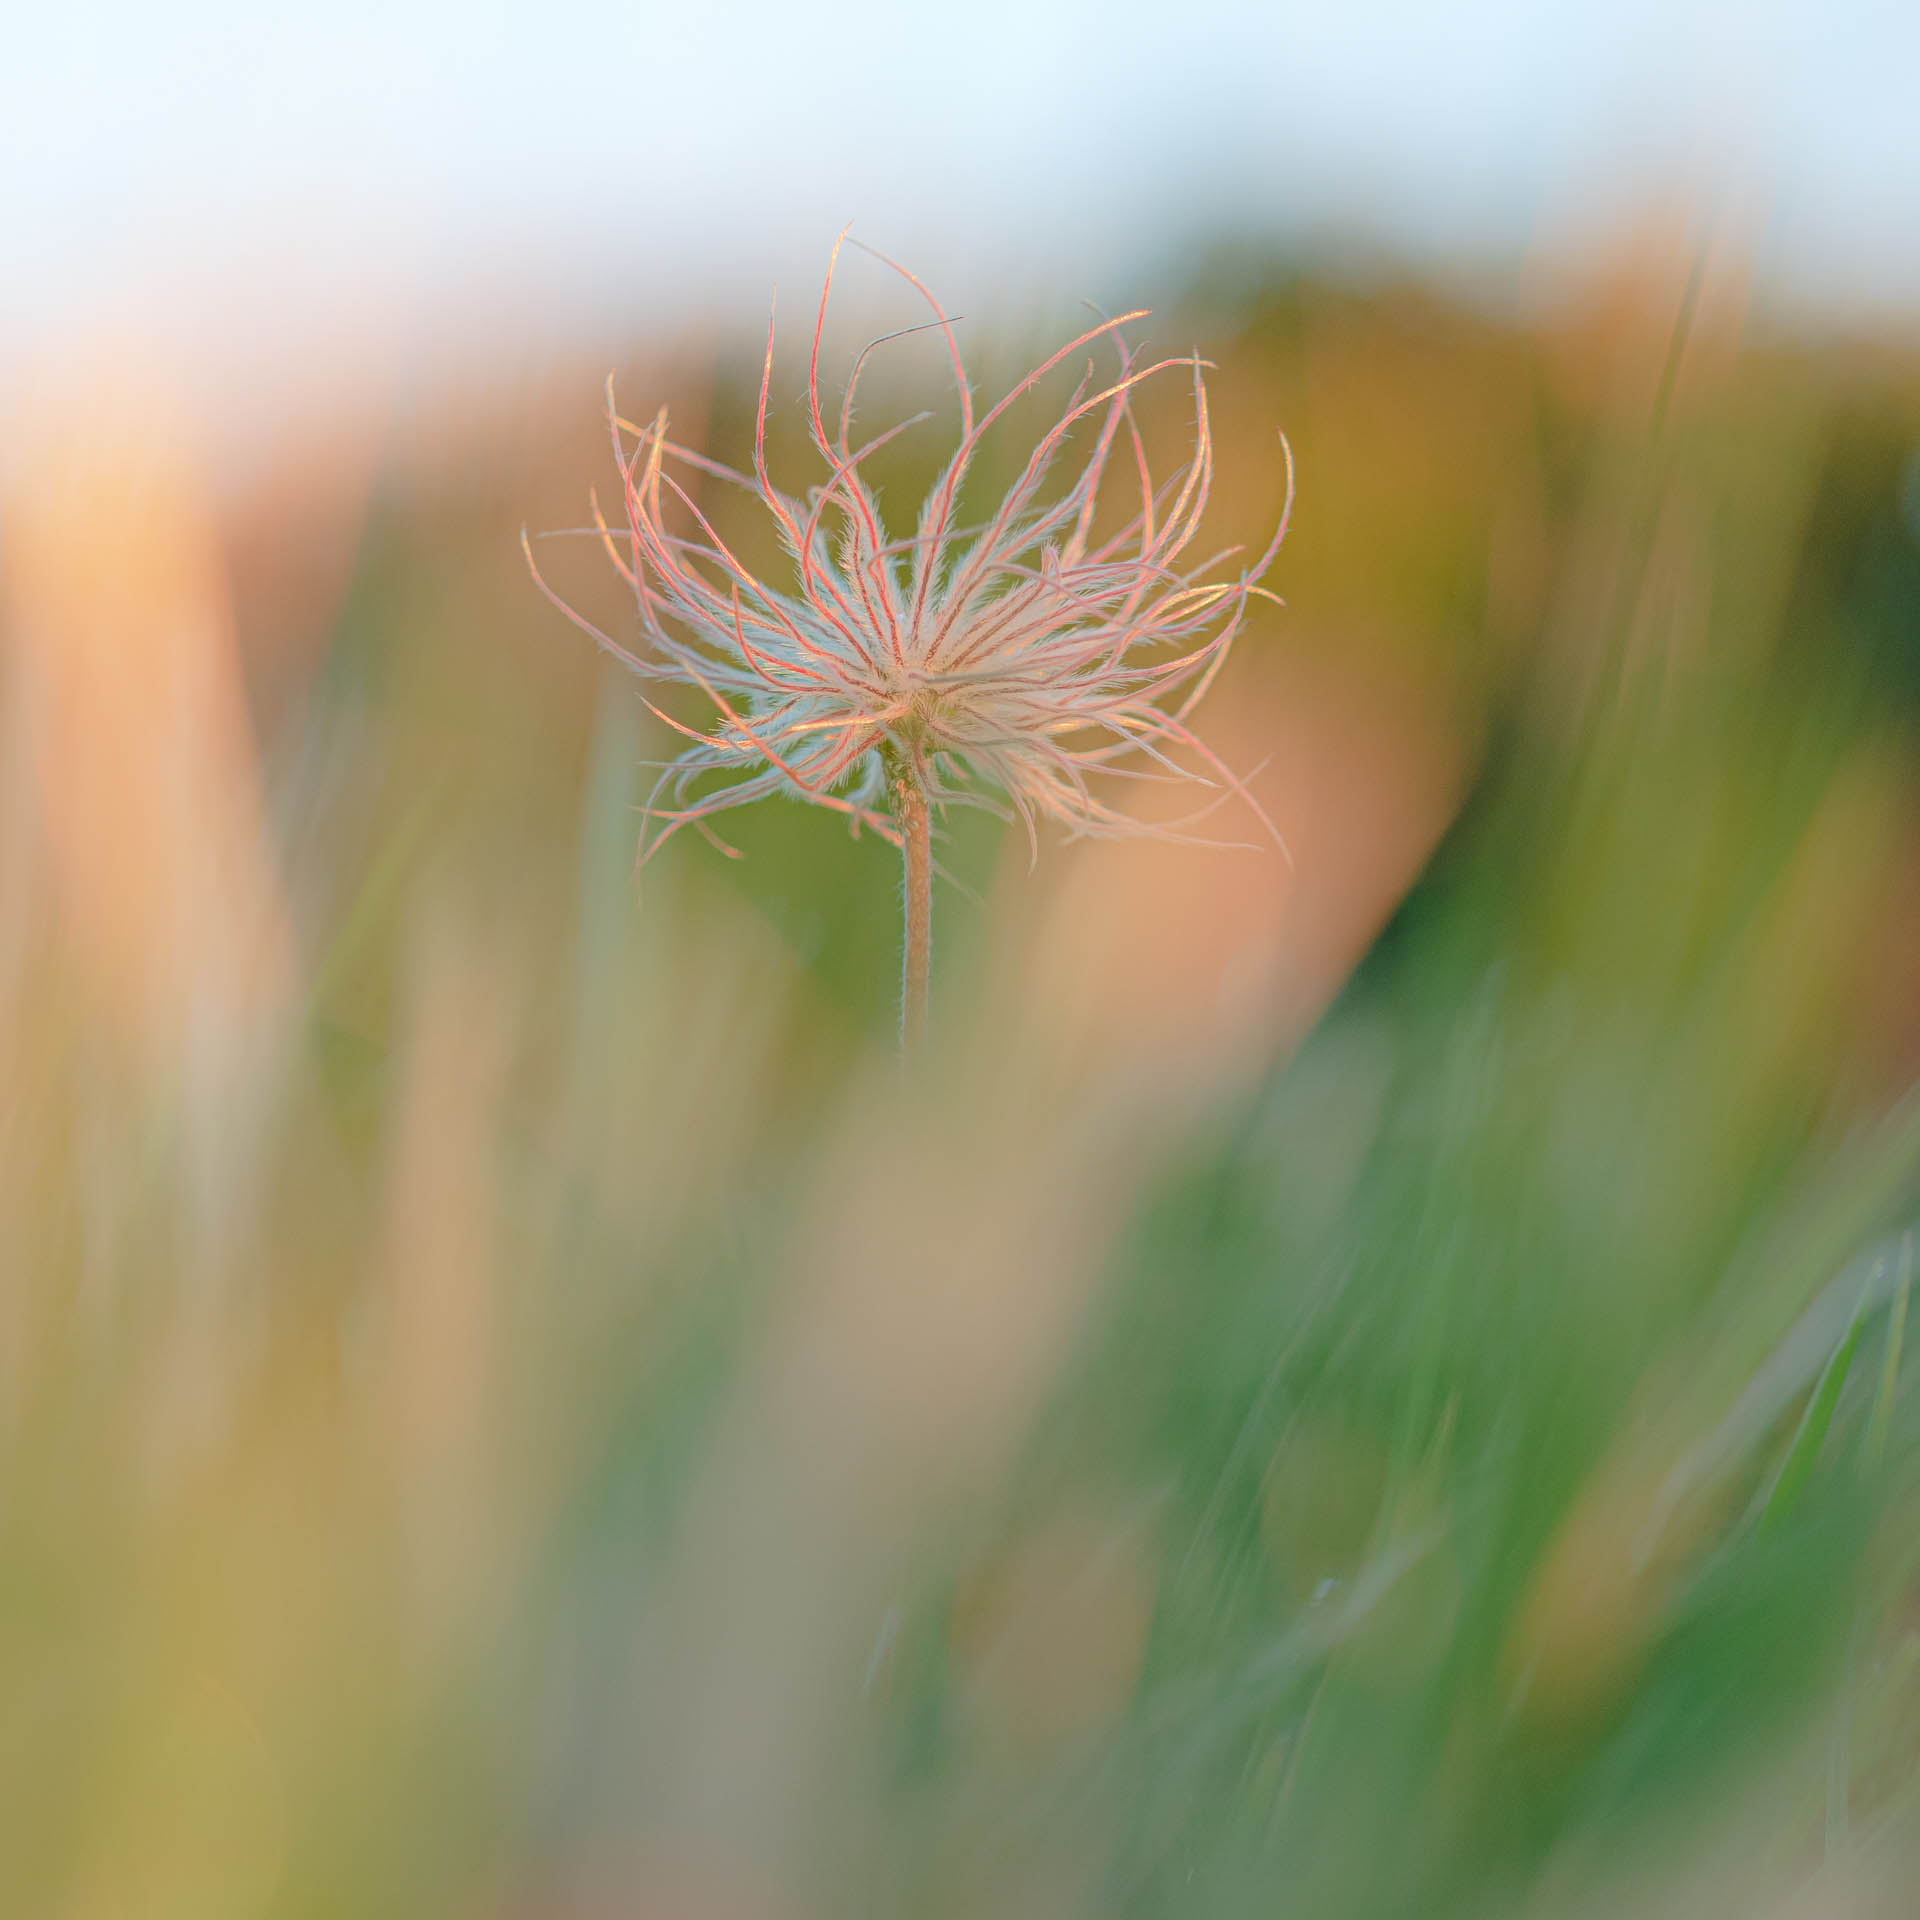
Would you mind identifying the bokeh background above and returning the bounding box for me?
[5,5,1920,1916]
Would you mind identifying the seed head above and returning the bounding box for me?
[526,236,1293,868]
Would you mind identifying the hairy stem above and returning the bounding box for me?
[891,757,932,1054]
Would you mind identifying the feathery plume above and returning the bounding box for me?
[526,235,1293,1043]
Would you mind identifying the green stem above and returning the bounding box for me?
[890,756,931,1054]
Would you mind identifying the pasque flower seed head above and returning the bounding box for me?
[527,234,1293,877]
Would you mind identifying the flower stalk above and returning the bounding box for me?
[883,741,932,1053]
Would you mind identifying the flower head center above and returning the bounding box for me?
[888,679,951,753]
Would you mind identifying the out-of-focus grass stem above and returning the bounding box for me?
[1868,1230,1911,1466]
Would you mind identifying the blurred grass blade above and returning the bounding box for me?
[1868,1230,1912,1465]
[1760,1299,1867,1532]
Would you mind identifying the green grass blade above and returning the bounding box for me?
[1760,1305,1867,1533]
[1868,1231,1912,1466]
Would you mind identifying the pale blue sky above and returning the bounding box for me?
[4,0,1916,365]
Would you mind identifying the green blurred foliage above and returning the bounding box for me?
[5,242,1920,1920]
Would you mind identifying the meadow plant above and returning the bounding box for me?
[528,237,1293,1048]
